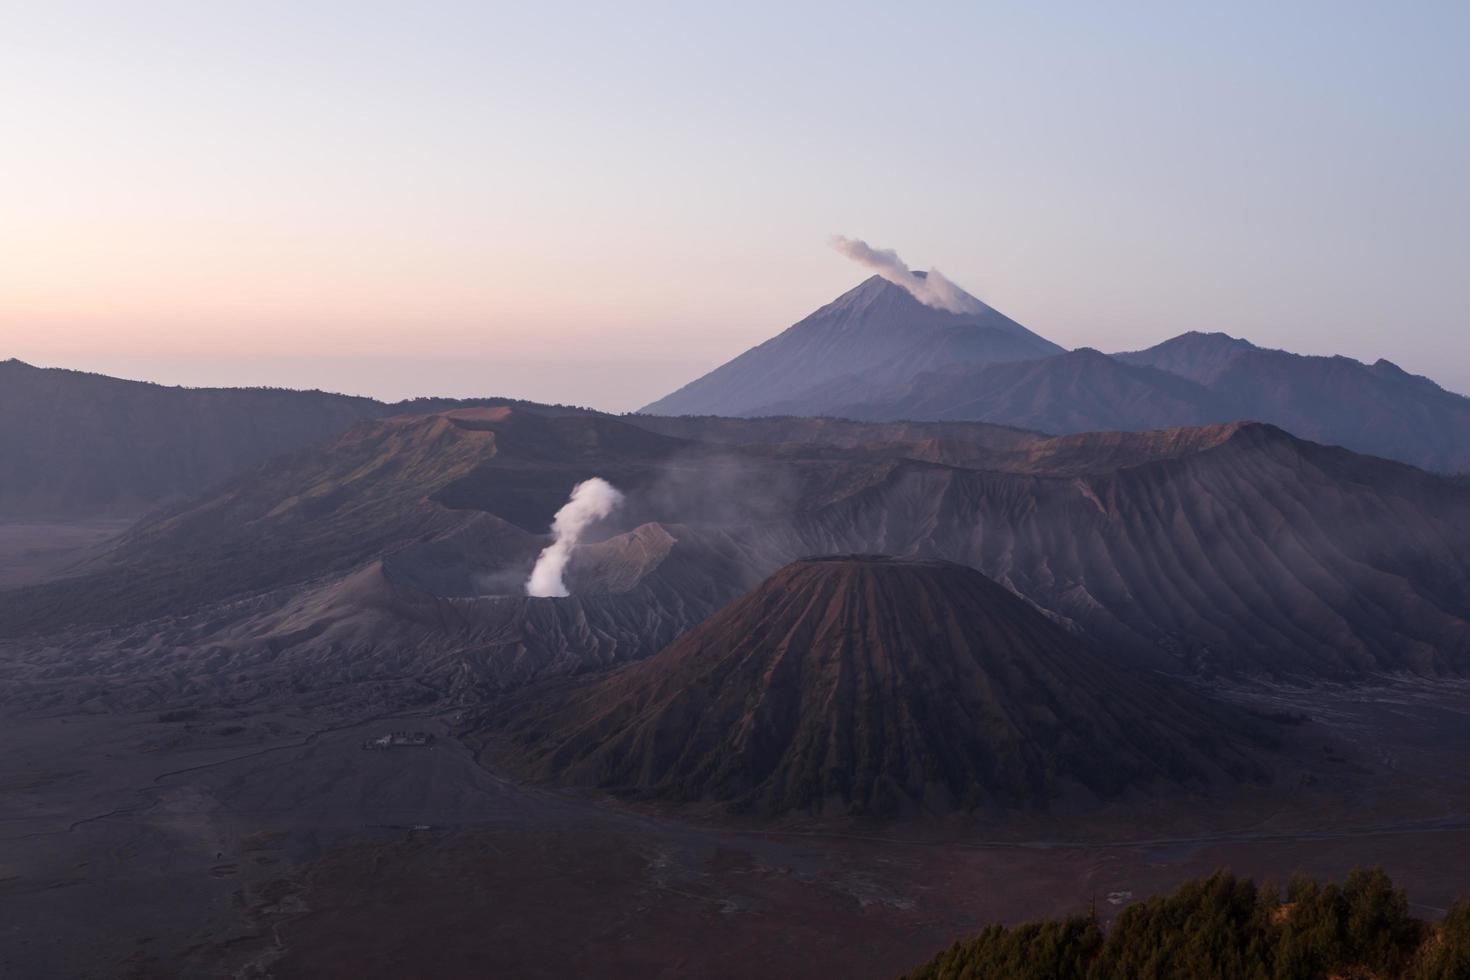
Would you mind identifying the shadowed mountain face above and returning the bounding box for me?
[4,408,1469,690]
[801,423,1470,677]
[639,275,1063,417]
[802,337,1470,473]
[1120,332,1470,472]
[795,348,1231,432]
[489,557,1270,816]
[0,359,606,519]
[0,358,384,518]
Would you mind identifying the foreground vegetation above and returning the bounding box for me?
[904,868,1470,980]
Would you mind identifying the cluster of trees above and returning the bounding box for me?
[904,868,1470,980]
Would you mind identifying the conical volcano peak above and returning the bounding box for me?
[831,272,988,319]
[639,243,1062,417]
[827,236,988,315]
[496,556,1271,817]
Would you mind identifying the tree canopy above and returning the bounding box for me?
[904,868,1468,980]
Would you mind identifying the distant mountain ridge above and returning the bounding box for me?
[838,331,1470,472]
[1115,330,1262,383]
[1117,332,1470,471]
[0,358,599,518]
[640,280,1470,472]
[8,278,1469,525]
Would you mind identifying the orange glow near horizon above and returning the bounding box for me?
[3,2,1467,408]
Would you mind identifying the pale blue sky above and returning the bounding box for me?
[2,1,1466,409]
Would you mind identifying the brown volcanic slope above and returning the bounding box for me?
[783,423,1470,676]
[492,557,1270,817]
[637,416,1470,677]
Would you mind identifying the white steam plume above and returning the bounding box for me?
[525,477,625,597]
[828,236,984,314]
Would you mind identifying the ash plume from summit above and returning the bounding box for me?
[526,477,624,597]
[828,235,984,314]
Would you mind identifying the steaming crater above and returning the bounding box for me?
[526,477,625,597]
[380,513,674,601]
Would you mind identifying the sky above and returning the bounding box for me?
[2,1,1467,411]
